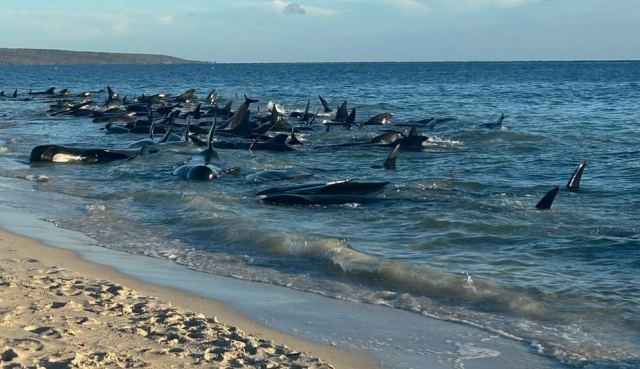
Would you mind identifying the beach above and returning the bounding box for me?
[0,229,378,369]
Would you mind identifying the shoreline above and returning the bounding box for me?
[0,228,379,369]
[0,198,564,369]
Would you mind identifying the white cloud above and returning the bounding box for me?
[283,3,306,15]
[157,15,174,25]
[271,1,337,16]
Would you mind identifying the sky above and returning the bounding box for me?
[0,0,638,63]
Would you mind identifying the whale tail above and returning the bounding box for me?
[384,144,401,170]
[535,186,560,210]
[566,161,586,192]
[244,95,259,104]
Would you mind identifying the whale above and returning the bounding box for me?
[173,119,221,180]
[364,112,393,126]
[29,145,146,164]
[260,193,385,205]
[218,96,259,136]
[248,134,296,152]
[28,87,55,96]
[566,161,586,192]
[481,113,508,129]
[256,180,389,196]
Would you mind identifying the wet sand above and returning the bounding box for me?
[0,229,379,369]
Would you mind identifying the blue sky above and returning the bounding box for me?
[0,0,638,62]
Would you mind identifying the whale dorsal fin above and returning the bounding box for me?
[147,104,155,140]
[346,108,356,128]
[566,161,586,192]
[303,99,310,122]
[319,95,332,113]
[335,101,348,122]
[384,144,400,170]
[535,186,560,210]
[289,128,303,145]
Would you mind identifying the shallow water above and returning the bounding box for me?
[1,62,639,368]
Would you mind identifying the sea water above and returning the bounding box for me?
[0,62,638,368]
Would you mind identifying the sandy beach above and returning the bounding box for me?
[0,229,379,369]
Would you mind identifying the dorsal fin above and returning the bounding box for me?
[12,89,17,98]
[204,117,218,164]
[408,126,419,137]
[384,144,400,170]
[346,108,356,128]
[535,186,560,210]
[318,95,332,113]
[309,109,320,125]
[335,101,348,122]
[566,161,586,192]
[303,99,310,122]
[45,87,55,94]
[270,103,279,125]
[289,128,303,145]
[192,104,201,120]
[147,104,155,140]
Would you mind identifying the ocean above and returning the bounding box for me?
[0,62,639,368]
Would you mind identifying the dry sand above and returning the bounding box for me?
[0,229,380,369]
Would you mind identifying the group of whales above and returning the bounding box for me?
[5,86,586,209]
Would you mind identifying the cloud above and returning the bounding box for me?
[157,15,174,25]
[283,3,306,15]
[271,1,337,16]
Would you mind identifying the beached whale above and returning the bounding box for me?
[173,119,240,180]
[260,193,385,205]
[29,145,147,164]
[256,180,389,196]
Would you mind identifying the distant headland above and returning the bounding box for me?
[0,48,210,66]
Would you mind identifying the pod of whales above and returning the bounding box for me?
[6,84,589,210]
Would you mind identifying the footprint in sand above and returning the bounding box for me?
[3,337,45,352]
[24,326,63,339]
